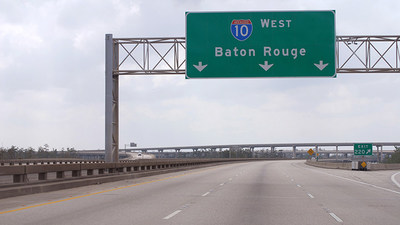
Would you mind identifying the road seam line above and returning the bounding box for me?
[163,210,182,220]
[329,212,343,223]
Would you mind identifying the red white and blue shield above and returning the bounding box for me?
[231,19,253,41]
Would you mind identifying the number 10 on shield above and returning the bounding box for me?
[231,19,253,41]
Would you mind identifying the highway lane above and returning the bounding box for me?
[1,160,400,225]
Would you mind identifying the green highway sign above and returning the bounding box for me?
[186,11,336,79]
[354,143,373,156]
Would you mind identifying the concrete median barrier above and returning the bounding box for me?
[0,158,277,199]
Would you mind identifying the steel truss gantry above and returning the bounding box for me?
[336,36,400,73]
[111,35,400,76]
[105,34,400,162]
[114,37,186,75]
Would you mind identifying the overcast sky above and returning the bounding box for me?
[0,0,399,150]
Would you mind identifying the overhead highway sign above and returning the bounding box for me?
[186,11,336,78]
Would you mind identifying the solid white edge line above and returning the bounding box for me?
[391,172,400,189]
[163,210,182,220]
[202,192,210,197]
[327,172,400,195]
[329,212,343,223]
[307,193,315,199]
[302,164,400,195]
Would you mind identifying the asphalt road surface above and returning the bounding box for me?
[1,160,400,225]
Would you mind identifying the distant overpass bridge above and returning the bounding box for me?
[77,142,399,161]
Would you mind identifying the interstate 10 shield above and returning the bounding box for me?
[231,19,253,41]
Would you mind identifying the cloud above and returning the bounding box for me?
[0,0,399,150]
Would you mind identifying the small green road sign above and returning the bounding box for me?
[186,11,336,79]
[354,143,373,156]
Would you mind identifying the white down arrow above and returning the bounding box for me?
[314,60,329,71]
[193,62,207,72]
[259,61,274,71]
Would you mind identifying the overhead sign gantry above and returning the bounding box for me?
[105,11,400,163]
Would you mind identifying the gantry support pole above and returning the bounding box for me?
[292,146,296,159]
[105,34,119,163]
[336,145,338,162]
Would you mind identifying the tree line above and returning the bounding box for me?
[385,146,400,163]
[0,145,77,160]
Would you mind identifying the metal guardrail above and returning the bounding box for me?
[0,158,103,166]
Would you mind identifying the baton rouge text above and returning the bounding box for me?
[215,46,306,59]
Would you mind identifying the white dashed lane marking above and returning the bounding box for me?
[202,192,210,197]
[163,210,182,220]
[329,212,343,223]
